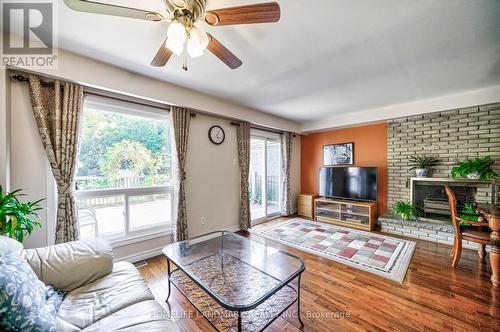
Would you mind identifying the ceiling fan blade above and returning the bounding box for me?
[207,33,242,69]
[204,2,280,26]
[63,0,164,21]
[151,39,173,67]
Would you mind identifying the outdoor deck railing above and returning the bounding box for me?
[249,174,280,204]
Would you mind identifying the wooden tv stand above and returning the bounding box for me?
[314,197,377,231]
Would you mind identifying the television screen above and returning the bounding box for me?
[319,167,377,201]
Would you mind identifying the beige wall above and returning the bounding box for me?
[0,70,9,190]
[185,113,240,236]
[9,83,53,248]
[185,114,301,237]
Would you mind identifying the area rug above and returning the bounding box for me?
[252,218,416,283]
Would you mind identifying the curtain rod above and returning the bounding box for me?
[230,121,297,137]
[11,72,298,131]
[10,73,196,117]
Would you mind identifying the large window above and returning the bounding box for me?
[76,96,173,242]
[249,130,282,223]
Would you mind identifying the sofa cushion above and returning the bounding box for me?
[0,251,64,332]
[57,262,154,330]
[82,300,180,332]
[0,236,23,257]
[22,238,113,292]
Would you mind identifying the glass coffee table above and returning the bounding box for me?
[162,231,305,332]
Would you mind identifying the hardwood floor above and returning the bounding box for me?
[138,220,500,331]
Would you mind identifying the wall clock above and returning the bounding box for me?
[208,125,225,145]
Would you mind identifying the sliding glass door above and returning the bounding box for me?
[249,131,282,223]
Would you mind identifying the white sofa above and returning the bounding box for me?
[0,236,178,332]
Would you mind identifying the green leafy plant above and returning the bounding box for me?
[458,202,479,226]
[409,155,440,170]
[451,156,498,180]
[0,186,44,243]
[392,201,422,221]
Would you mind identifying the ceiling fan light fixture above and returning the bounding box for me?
[166,21,187,54]
[187,26,209,58]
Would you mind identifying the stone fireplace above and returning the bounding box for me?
[381,102,500,247]
[378,178,498,248]
[387,103,500,210]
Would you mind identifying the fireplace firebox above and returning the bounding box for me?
[410,178,498,224]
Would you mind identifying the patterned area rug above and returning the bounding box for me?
[253,218,416,283]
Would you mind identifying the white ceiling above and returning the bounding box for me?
[22,1,500,124]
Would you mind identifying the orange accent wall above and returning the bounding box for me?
[301,123,388,216]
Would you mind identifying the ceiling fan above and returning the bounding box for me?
[63,0,281,70]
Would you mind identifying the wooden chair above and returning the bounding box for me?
[444,186,491,267]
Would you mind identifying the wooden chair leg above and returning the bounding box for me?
[450,238,456,257]
[452,237,462,268]
[478,244,486,259]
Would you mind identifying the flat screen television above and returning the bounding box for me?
[319,166,377,201]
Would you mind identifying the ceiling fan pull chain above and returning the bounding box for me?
[182,43,188,71]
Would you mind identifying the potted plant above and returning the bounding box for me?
[408,155,440,177]
[0,186,44,243]
[458,203,483,226]
[451,156,499,180]
[392,201,422,221]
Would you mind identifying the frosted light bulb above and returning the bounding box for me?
[166,21,187,55]
[167,21,187,43]
[187,26,209,58]
[166,38,184,55]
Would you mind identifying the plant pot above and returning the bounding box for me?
[400,213,410,221]
[466,172,480,179]
[415,168,428,177]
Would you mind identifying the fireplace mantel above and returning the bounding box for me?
[410,177,498,185]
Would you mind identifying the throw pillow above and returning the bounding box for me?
[0,236,23,257]
[0,251,64,332]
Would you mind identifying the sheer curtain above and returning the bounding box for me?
[27,75,84,243]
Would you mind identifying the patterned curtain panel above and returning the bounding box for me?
[236,122,251,230]
[171,106,191,241]
[27,75,84,244]
[281,132,293,215]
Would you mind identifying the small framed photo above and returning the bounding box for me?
[324,142,354,165]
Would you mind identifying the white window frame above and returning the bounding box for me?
[76,95,174,245]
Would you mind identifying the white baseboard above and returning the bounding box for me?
[116,246,165,263]
[189,225,241,244]
[224,225,241,232]
[116,225,241,263]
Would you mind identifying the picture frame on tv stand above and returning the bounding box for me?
[324,142,354,165]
